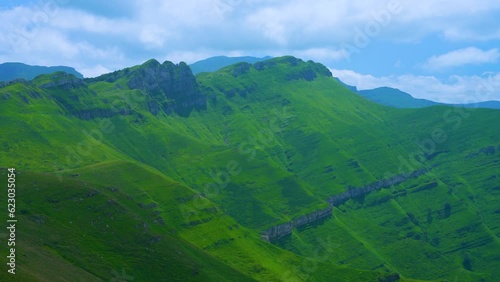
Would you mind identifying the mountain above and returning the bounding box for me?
[356,86,500,109]
[189,55,272,74]
[456,100,500,109]
[358,87,440,108]
[0,56,499,281]
[0,62,83,82]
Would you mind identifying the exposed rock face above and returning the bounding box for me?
[465,145,498,158]
[261,222,294,242]
[261,207,332,242]
[85,59,206,117]
[261,169,428,242]
[294,207,332,228]
[232,62,251,77]
[39,72,86,90]
[327,169,427,206]
[0,78,29,89]
[126,59,206,117]
[75,108,131,120]
[480,146,495,155]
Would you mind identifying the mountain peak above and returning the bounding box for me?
[219,55,332,82]
[86,59,206,117]
[35,71,86,90]
[142,58,161,68]
[189,55,272,74]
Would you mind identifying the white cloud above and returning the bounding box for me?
[330,68,500,103]
[139,24,173,48]
[424,47,500,70]
[48,9,133,35]
[442,28,500,41]
[2,0,500,79]
[79,64,112,78]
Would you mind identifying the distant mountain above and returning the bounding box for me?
[457,100,500,109]
[189,55,272,74]
[352,86,500,109]
[358,87,440,108]
[0,62,83,82]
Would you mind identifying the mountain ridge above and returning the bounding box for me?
[0,62,83,82]
[355,86,500,109]
[1,56,498,281]
[189,55,272,74]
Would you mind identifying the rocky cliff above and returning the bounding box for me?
[89,59,206,117]
[261,169,428,242]
[128,60,206,117]
[327,169,428,206]
[39,72,86,90]
[261,207,332,242]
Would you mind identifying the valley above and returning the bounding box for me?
[0,56,498,281]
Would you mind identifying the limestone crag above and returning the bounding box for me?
[39,72,86,90]
[327,169,428,206]
[261,169,428,242]
[126,60,206,117]
[89,59,206,117]
[261,207,332,242]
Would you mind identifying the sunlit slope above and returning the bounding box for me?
[0,160,387,282]
[273,104,500,281]
[0,167,256,282]
[0,56,498,281]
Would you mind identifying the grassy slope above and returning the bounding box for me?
[0,168,256,282]
[273,106,500,281]
[0,56,498,281]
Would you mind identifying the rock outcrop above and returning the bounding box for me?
[261,207,332,242]
[88,59,206,117]
[0,78,29,89]
[465,145,498,159]
[75,108,131,120]
[261,169,428,242]
[39,72,86,90]
[327,169,428,206]
[126,59,206,117]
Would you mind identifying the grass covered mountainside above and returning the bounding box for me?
[0,56,498,281]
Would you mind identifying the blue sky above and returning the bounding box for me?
[0,0,499,103]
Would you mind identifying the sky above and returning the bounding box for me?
[0,0,499,103]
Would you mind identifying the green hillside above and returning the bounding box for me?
[0,56,498,281]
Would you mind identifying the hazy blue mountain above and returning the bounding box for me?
[456,100,500,109]
[354,86,500,109]
[0,62,83,82]
[357,87,440,108]
[189,55,272,74]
